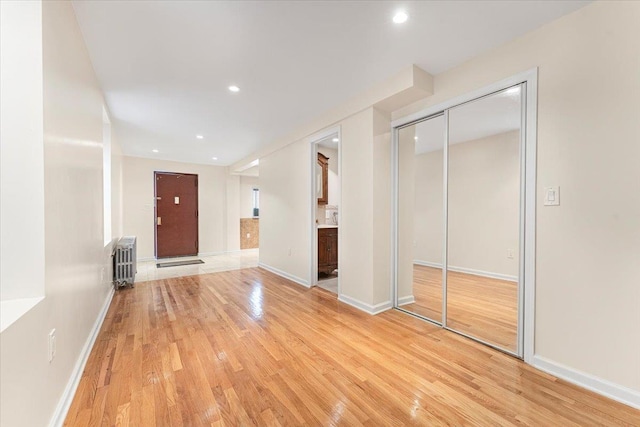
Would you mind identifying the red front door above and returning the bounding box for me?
[154,172,199,258]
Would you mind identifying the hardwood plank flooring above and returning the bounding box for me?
[64,267,639,426]
[402,265,518,351]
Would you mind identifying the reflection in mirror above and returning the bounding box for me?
[316,161,323,200]
[447,85,522,352]
[397,115,445,323]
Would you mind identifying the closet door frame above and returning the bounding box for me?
[391,68,538,362]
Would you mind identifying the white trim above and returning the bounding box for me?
[532,355,640,410]
[397,295,415,306]
[338,294,392,315]
[413,260,441,269]
[390,123,399,307]
[413,260,518,282]
[49,287,115,427]
[258,262,309,288]
[522,70,538,364]
[442,110,449,327]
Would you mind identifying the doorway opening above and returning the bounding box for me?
[309,127,341,294]
[154,171,199,259]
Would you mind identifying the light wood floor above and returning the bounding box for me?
[402,265,518,351]
[64,268,639,426]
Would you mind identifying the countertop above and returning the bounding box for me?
[317,224,338,229]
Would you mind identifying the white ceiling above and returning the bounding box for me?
[72,0,589,166]
[413,86,522,154]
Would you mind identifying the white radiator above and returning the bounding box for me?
[113,236,137,288]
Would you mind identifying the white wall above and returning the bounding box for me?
[0,2,123,425]
[111,135,124,238]
[448,131,520,277]
[122,156,230,259]
[225,174,241,252]
[259,140,310,284]
[412,131,520,278]
[0,0,45,302]
[239,175,259,218]
[339,109,376,304]
[413,129,444,267]
[395,0,640,395]
[371,107,392,305]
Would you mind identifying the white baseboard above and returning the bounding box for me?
[414,260,518,282]
[414,260,441,269]
[397,295,415,306]
[49,287,115,427]
[338,294,392,315]
[532,355,640,410]
[258,263,309,288]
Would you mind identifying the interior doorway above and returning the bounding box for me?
[309,127,341,294]
[154,171,199,258]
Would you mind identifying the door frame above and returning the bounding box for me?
[154,171,200,259]
[390,68,538,362]
[307,125,342,292]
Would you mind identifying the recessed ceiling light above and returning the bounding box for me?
[196,135,204,139]
[414,136,418,140]
[228,85,240,92]
[332,138,339,143]
[152,149,159,153]
[212,157,218,160]
[393,11,408,24]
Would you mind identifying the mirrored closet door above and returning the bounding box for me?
[446,86,523,353]
[397,115,445,323]
[394,83,526,357]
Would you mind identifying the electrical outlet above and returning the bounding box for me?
[48,329,56,363]
[246,233,250,239]
[507,249,514,259]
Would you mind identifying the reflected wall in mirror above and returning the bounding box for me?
[447,85,522,352]
[397,115,444,323]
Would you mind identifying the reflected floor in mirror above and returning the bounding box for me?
[64,267,639,426]
[401,265,518,351]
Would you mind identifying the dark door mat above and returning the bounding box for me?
[156,259,205,268]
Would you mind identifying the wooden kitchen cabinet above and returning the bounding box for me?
[318,227,338,275]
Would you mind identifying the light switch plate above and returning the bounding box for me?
[544,186,560,206]
[174,196,180,204]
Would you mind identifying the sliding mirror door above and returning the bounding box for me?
[397,115,445,323]
[446,85,523,353]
